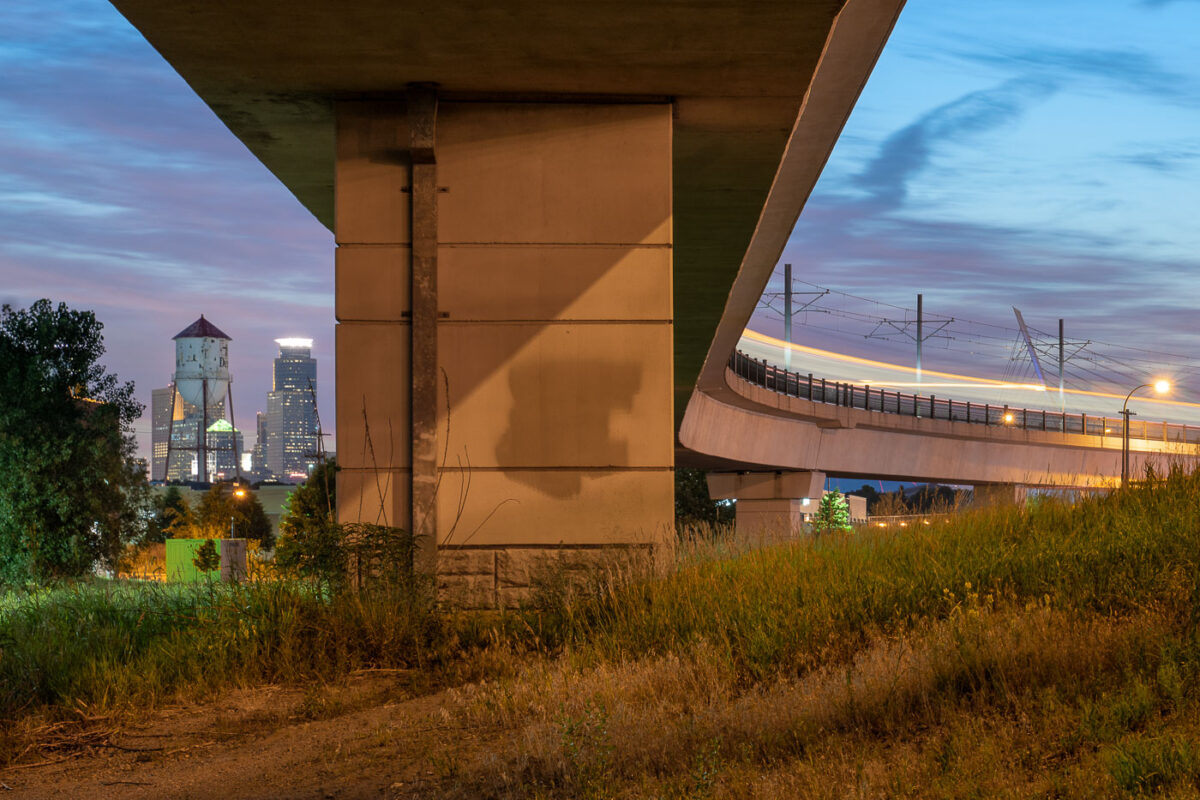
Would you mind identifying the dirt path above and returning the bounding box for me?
[0,678,476,799]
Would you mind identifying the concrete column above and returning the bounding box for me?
[707,471,826,537]
[335,100,675,606]
[972,483,1027,508]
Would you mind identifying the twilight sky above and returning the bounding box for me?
[3,0,1200,462]
[762,0,1200,407]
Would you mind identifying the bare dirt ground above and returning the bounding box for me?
[0,677,481,800]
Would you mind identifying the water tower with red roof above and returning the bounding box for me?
[164,315,240,483]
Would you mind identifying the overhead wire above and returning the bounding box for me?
[755,277,1200,396]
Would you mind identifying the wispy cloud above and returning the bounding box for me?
[951,44,1190,101]
[852,78,1056,209]
[1140,0,1200,8]
[1114,143,1200,173]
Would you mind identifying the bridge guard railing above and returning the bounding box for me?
[728,350,1197,445]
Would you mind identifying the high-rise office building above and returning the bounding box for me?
[150,384,178,482]
[205,419,245,481]
[251,411,269,478]
[265,338,318,482]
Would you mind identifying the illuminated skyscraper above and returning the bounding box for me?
[151,383,183,481]
[265,338,318,482]
[205,419,245,481]
[251,411,269,478]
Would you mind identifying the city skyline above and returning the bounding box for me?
[151,322,321,482]
[1,0,335,465]
[3,0,1200,459]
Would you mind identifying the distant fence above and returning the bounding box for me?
[729,350,1200,446]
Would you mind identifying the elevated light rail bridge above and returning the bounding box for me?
[679,347,1200,534]
[729,350,1200,446]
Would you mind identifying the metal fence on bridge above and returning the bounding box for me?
[728,350,1200,446]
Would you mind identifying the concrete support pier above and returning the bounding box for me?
[707,471,827,536]
[335,96,675,606]
[973,483,1028,508]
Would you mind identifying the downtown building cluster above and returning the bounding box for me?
[150,318,320,485]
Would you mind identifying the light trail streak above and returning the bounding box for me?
[742,328,1200,412]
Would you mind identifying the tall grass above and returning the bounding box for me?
[436,469,1200,797]
[8,468,1200,794]
[540,467,1200,680]
[0,577,501,721]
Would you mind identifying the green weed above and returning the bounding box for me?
[1107,734,1200,794]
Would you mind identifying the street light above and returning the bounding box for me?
[1121,380,1170,488]
[230,484,248,536]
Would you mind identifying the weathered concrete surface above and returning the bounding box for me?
[707,471,826,501]
[336,101,675,580]
[439,545,656,609]
[678,369,1200,489]
[974,484,1029,507]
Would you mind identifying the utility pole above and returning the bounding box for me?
[756,265,826,369]
[1121,406,1134,487]
[865,293,952,383]
[916,293,923,385]
[783,263,792,369]
[1059,318,1065,412]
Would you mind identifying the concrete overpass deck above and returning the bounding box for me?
[679,349,1200,490]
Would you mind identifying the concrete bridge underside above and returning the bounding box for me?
[685,366,1200,533]
[683,369,1200,488]
[113,0,906,604]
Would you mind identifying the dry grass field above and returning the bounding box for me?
[6,469,1200,797]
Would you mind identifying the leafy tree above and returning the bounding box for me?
[811,491,852,535]
[235,497,274,550]
[161,490,197,539]
[172,483,274,548]
[674,467,733,527]
[276,459,341,583]
[279,458,336,539]
[850,484,880,513]
[275,462,423,592]
[0,300,144,583]
[275,516,345,589]
[192,539,220,575]
[144,486,190,543]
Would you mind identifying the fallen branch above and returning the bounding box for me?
[0,754,76,772]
